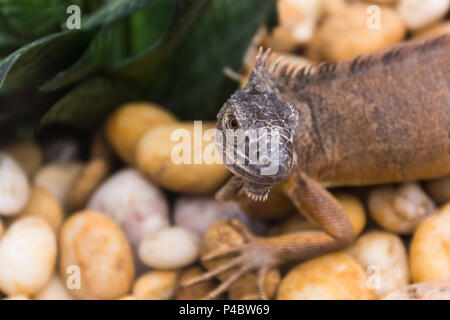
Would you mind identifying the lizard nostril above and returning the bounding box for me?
[259,156,271,167]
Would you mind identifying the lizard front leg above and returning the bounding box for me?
[183,171,356,299]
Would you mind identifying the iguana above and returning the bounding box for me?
[184,34,450,299]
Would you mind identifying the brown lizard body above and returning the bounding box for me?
[184,34,450,299]
[288,35,450,187]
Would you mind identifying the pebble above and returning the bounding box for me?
[263,0,322,51]
[176,266,219,300]
[200,221,247,282]
[424,176,450,205]
[117,295,137,300]
[347,231,410,298]
[138,227,201,270]
[308,3,406,61]
[132,270,179,300]
[0,217,56,295]
[19,187,64,233]
[87,168,169,248]
[66,158,110,211]
[366,0,399,4]
[414,21,450,39]
[136,122,230,194]
[368,183,436,234]
[0,153,29,216]
[335,193,366,236]
[66,131,115,212]
[228,269,281,300]
[397,0,450,30]
[200,220,280,299]
[173,196,266,237]
[277,252,376,300]
[4,141,43,179]
[322,0,347,16]
[268,214,308,236]
[410,203,450,283]
[33,162,84,205]
[34,274,73,300]
[2,294,30,300]
[59,210,135,299]
[106,102,177,164]
[383,280,450,299]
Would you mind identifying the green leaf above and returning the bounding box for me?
[126,0,176,58]
[39,76,139,129]
[81,0,151,29]
[117,0,208,84]
[146,0,278,120]
[81,0,107,12]
[0,12,27,50]
[0,30,91,94]
[39,0,276,129]
[0,0,82,40]
[0,86,66,133]
[0,0,153,94]
[39,23,128,91]
[41,0,176,91]
[39,0,206,130]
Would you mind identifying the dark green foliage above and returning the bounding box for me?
[0,0,277,137]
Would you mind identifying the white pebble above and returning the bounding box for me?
[0,219,4,238]
[368,182,435,234]
[33,162,83,205]
[397,0,450,30]
[383,280,450,300]
[34,275,73,300]
[0,153,29,216]
[0,217,57,295]
[347,231,410,298]
[138,227,201,269]
[3,294,30,300]
[174,196,267,236]
[87,168,169,248]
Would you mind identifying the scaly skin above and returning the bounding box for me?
[283,35,450,187]
[183,35,450,299]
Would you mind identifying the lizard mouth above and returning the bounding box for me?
[243,182,272,202]
[215,176,272,202]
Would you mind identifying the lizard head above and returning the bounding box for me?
[216,49,299,202]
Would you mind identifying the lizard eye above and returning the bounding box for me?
[227,117,239,130]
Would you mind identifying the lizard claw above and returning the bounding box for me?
[182,220,278,300]
[201,245,247,262]
[182,256,245,287]
[257,266,269,300]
